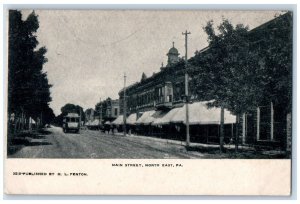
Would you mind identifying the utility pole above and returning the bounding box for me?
[100,102,102,129]
[123,73,127,136]
[182,30,191,147]
[99,98,101,132]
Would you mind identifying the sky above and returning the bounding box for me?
[21,10,281,116]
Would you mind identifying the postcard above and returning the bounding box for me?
[4,9,292,195]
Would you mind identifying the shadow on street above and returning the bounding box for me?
[7,129,52,156]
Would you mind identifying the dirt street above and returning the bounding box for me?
[8,126,198,159]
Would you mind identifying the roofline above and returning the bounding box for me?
[119,12,291,95]
[248,11,290,34]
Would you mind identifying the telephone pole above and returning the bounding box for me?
[182,30,191,147]
[99,97,102,132]
[123,73,127,136]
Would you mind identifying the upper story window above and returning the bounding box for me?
[174,82,184,101]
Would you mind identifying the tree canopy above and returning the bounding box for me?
[53,103,85,126]
[250,12,292,111]
[190,12,292,115]
[8,10,54,127]
[56,103,85,123]
[95,97,113,119]
[188,13,292,151]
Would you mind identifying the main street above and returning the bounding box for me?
[9,126,203,159]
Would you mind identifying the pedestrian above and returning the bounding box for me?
[109,124,113,135]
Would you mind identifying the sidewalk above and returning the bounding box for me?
[114,131,251,149]
[7,129,51,156]
[112,132,288,159]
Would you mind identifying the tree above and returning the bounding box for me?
[202,19,262,114]
[250,12,292,112]
[8,10,54,130]
[190,12,292,152]
[141,72,147,82]
[95,97,115,121]
[42,106,55,125]
[54,103,85,127]
[60,103,85,122]
[215,19,253,152]
[190,19,260,152]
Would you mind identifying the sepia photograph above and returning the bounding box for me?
[6,9,293,160]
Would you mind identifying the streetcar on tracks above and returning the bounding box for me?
[63,113,80,133]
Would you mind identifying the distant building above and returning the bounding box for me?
[110,99,120,119]
[84,108,95,122]
[95,98,120,123]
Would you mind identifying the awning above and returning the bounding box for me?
[112,115,124,125]
[90,119,101,126]
[136,110,156,125]
[152,108,181,125]
[104,121,111,125]
[112,114,137,125]
[126,113,137,125]
[171,102,236,125]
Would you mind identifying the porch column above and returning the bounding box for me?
[242,113,246,144]
[270,101,274,141]
[286,113,292,152]
[256,107,260,141]
[231,123,233,141]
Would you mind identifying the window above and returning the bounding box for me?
[159,87,164,103]
[115,108,118,116]
[174,83,184,101]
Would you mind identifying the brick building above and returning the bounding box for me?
[114,12,292,148]
[116,43,236,143]
[95,97,120,123]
